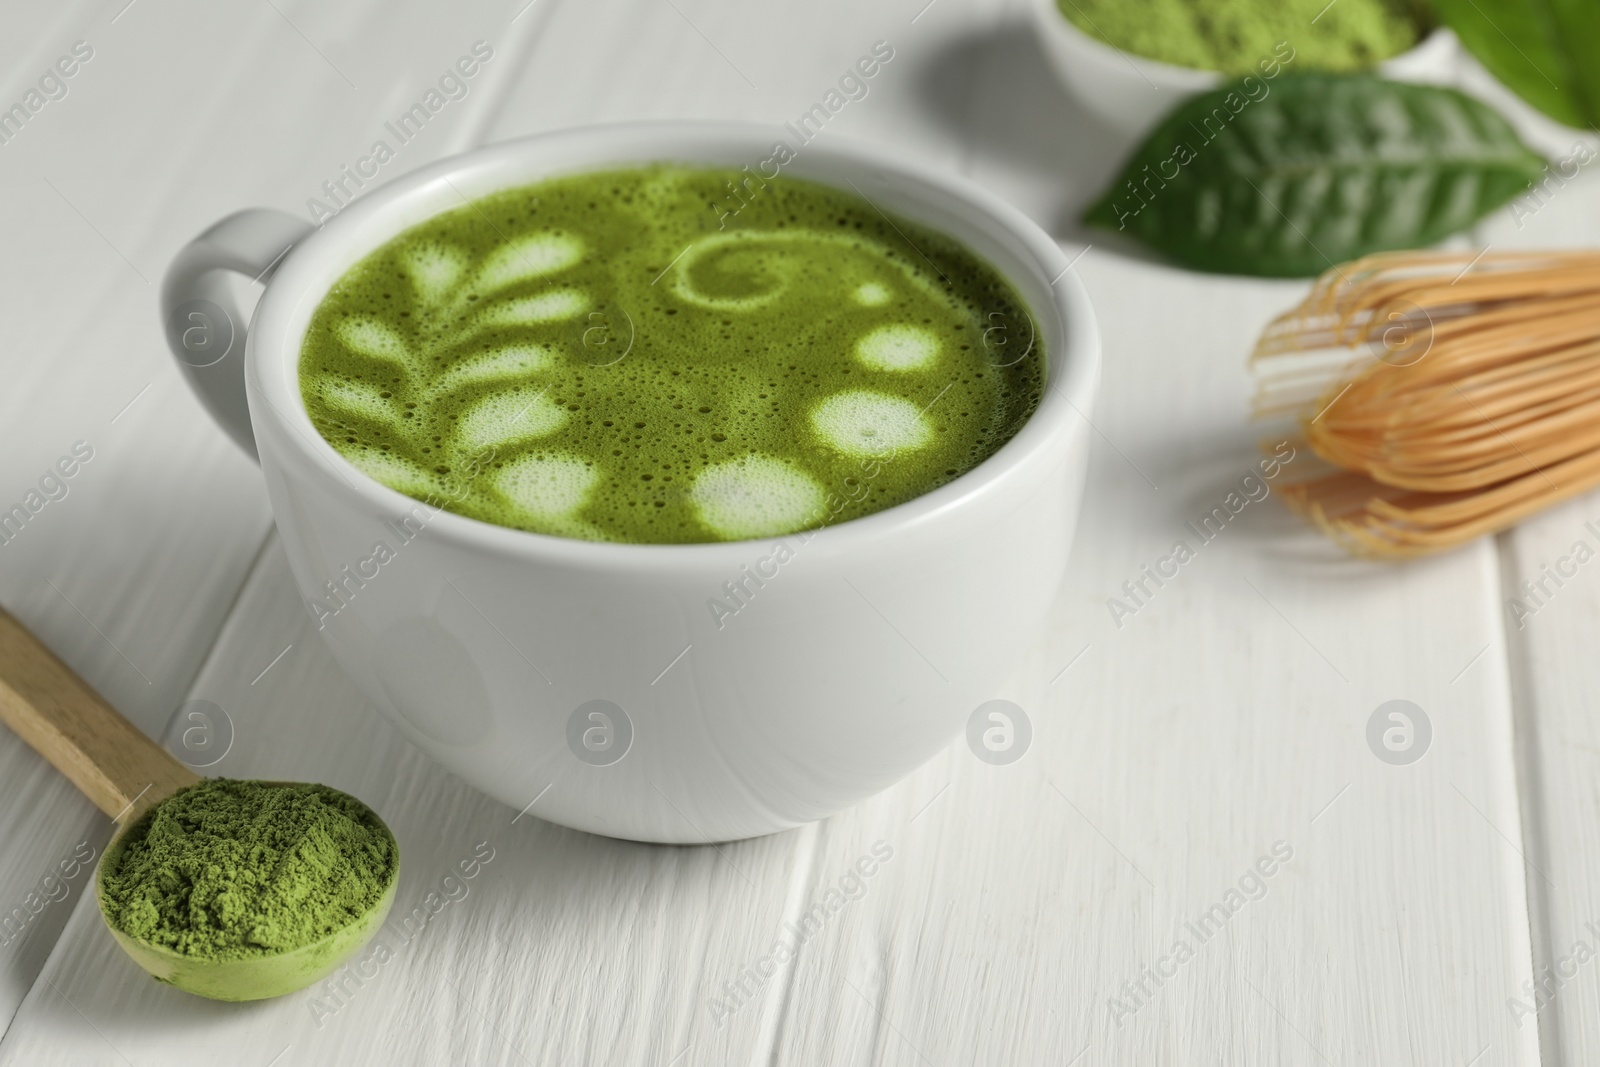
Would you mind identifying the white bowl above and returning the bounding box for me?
[1029,0,1459,137]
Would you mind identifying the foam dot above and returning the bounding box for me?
[854,282,891,306]
[404,242,467,304]
[476,232,584,292]
[810,390,932,458]
[691,455,825,540]
[321,380,394,423]
[432,344,552,395]
[482,288,589,326]
[337,318,410,361]
[457,388,568,452]
[855,325,939,371]
[495,453,596,520]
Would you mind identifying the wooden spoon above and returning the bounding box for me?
[0,607,397,1001]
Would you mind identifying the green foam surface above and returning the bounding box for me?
[299,165,1044,543]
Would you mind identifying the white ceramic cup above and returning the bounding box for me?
[160,122,1100,843]
[1029,0,1460,137]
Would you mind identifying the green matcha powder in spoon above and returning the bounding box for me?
[0,607,398,1001]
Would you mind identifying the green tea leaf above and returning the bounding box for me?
[1434,0,1600,129]
[1084,74,1546,277]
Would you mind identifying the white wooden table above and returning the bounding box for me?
[1,1,1596,1063]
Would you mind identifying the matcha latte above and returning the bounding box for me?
[298,165,1044,543]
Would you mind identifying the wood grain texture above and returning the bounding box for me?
[1467,48,1600,1066]
[0,539,811,1065]
[0,1,1589,1065]
[0,608,196,822]
[765,10,1537,1066]
[0,0,276,1028]
[0,0,550,1037]
[769,254,1538,1066]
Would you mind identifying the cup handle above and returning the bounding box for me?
[160,209,314,460]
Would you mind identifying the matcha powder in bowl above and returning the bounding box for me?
[1058,0,1424,75]
[97,779,399,1001]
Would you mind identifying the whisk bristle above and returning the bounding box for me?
[1253,250,1600,557]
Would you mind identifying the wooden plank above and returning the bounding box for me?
[0,0,552,1039]
[1464,46,1600,1067]
[772,253,1540,1066]
[0,539,813,1065]
[768,10,1541,1064]
[0,606,199,823]
[3,1,1013,1062]
[0,0,275,1027]
[0,3,1555,1065]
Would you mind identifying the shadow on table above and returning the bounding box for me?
[1151,433,1447,582]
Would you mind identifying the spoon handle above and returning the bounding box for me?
[0,607,197,823]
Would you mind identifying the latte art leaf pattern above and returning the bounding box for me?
[479,289,589,327]
[473,231,584,292]
[300,166,1044,543]
[433,343,552,393]
[336,319,410,363]
[402,243,466,303]
[457,389,568,453]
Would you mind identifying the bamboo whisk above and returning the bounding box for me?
[1252,250,1600,557]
